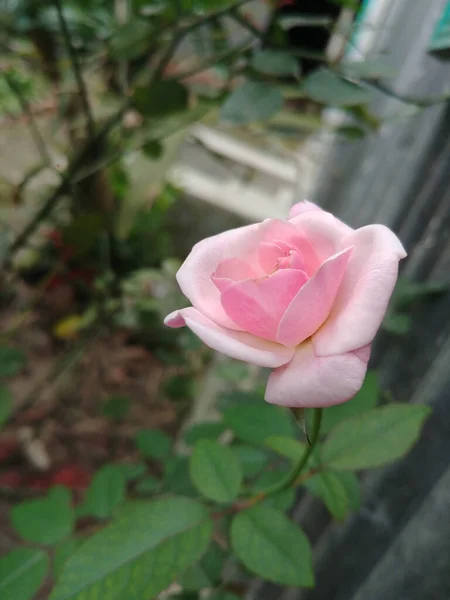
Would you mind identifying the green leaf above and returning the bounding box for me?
[338,471,361,511]
[317,370,379,434]
[251,50,298,76]
[382,313,412,335]
[184,422,226,446]
[135,429,172,459]
[50,497,213,600]
[302,68,372,106]
[261,487,296,511]
[133,81,188,118]
[232,444,269,477]
[251,468,289,493]
[339,59,397,80]
[179,541,226,591]
[0,345,26,378]
[334,124,366,139]
[231,506,313,586]
[11,486,74,545]
[142,140,164,159]
[304,471,349,520]
[322,404,431,470]
[223,402,295,446]
[54,539,80,581]
[221,81,283,125]
[118,462,147,482]
[78,465,126,519]
[278,14,334,29]
[110,19,154,59]
[265,436,307,460]
[210,594,240,600]
[135,476,160,494]
[101,395,131,421]
[0,385,13,428]
[62,212,103,258]
[190,440,242,503]
[0,548,49,600]
[164,456,197,496]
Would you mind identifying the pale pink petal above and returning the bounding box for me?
[265,341,370,407]
[220,269,308,341]
[289,200,322,219]
[289,210,352,263]
[259,242,287,273]
[212,258,259,293]
[313,225,407,357]
[176,223,262,329]
[164,308,294,367]
[276,247,353,346]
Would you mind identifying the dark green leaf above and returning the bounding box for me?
[0,548,49,600]
[338,471,361,511]
[382,313,412,335]
[222,402,295,446]
[265,436,307,460]
[133,81,188,118]
[0,345,26,378]
[209,594,240,600]
[101,395,131,421]
[164,456,197,496]
[304,471,349,520]
[251,50,298,76]
[50,497,213,600]
[78,465,126,519]
[142,140,164,159]
[118,463,147,482]
[317,370,379,434]
[261,487,296,511]
[334,124,366,139]
[110,19,154,59]
[322,404,431,470]
[231,506,313,586]
[62,213,103,258]
[178,541,225,591]
[251,468,289,493]
[302,68,371,106]
[231,444,269,477]
[11,486,74,545]
[184,422,226,446]
[135,476,160,494]
[0,385,13,428]
[278,14,334,29]
[190,440,242,503]
[339,59,397,80]
[221,81,283,125]
[135,429,172,459]
[54,539,80,581]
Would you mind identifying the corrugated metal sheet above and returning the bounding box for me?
[253,1,450,599]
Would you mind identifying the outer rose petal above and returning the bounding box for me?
[289,200,322,219]
[265,341,370,407]
[164,307,294,368]
[313,225,407,357]
[277,247,353,346]
[290,209,353,262]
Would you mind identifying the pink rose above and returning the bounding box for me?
[164,201,406,407]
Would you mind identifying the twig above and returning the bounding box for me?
[2,71,54,168]
[52,0,96,136]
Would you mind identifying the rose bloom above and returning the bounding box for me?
[164,201,406,407]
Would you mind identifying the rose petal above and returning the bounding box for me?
[265,341,370,407]
[212,258,259,292]
[276,247,353,346]
[290,209,353,262]
[288,200,322,219]
[220,268,308,341]
[313,225,407,356]
[164,308,294,367]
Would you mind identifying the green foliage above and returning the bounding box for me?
[221,82,284,125]
[339,59,396,80]
[304,471,360,520]
[50,497,213,600]
[231,444,269,477]
[142,140,164,159]
[0,385,13,428]
[109,19,154,59]
[322,404,431,470]
[265,435,307,460]
[0,548,49,600]
[62,213,103,259]
[231,506,314,586]
[101,395,131,421]
[54,539,81,581]
[11,487,74,545]
[118,462,147,482]
[0,345,26,378]
[251,50,299,76]
[190,440,243,503]
[135,476,160,494]
[164,456,198,496]
[77,465,126,519]
[222,402,295,446]
[133,81,189,118]
[135,428,172,459]
[184,421,227,445]
[317,370,379,434]
[302,68,372,106]
[179,541,226,591]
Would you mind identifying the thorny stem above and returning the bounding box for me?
[52,0,96,137]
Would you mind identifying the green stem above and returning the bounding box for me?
[261,408,323,498]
